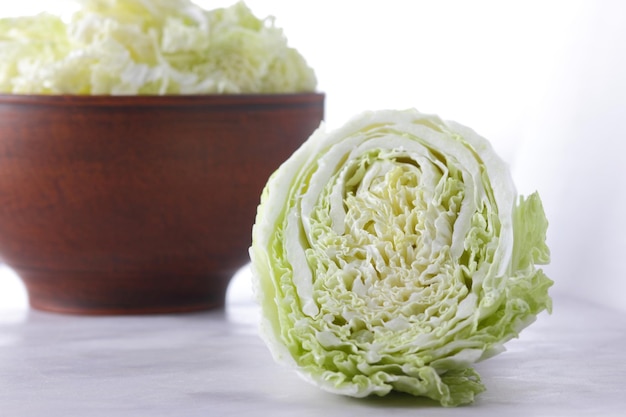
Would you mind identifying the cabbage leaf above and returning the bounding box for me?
[0,0,316,94]
[250,109,552,407]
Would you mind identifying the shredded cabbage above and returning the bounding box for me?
[250,109,552,407]
[0,0,316,94]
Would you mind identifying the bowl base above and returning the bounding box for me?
[16,268,232,315]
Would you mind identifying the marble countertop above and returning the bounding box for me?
[1,265,625,417]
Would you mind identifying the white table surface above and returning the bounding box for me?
[1,265,625,417]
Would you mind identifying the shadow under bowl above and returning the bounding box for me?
[0,93,324,314]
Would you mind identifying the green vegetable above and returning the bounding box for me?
[250,109,552,407]
[0,0,316,94]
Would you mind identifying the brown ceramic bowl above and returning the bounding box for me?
[0,93,324,314]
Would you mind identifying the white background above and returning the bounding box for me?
[1,0,625,312]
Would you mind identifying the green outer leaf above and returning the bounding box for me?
[251,110,552,407]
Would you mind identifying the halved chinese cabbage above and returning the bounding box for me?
[250,109,552,407]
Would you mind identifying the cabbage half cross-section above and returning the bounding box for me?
[250,109,552,407]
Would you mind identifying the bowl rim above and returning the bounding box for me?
[0,92,325,108]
